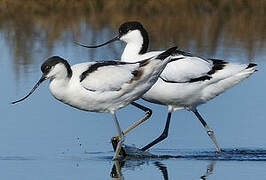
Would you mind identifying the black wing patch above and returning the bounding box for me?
[80,61,128,82]
[160,75,211,83]
[207,58,228,75]
[160,58,228,83]
[188,75,211,82]
[246,63,257,69]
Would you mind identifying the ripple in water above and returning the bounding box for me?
[151,148,266,161]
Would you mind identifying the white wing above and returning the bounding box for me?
[131,49,214,83]
[160,55,213,83]
[80,61,140,91]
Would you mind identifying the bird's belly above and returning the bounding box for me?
[49,82,107,112]
[142,79,208,108]
[50,83,144,113]
[64,91,130,113]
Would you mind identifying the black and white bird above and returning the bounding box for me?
[75,21,257,153]
[12,46,177,160]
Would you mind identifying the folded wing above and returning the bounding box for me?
[160,51,213,83]
[80,61,140,91]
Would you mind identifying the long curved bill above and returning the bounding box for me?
[12,75,47,104]
[74,36,120,48]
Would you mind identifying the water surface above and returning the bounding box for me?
[0,1,266,179]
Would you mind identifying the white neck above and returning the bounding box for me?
[49,77,70,102]
[120,30,144,62]
[121,42,143,62]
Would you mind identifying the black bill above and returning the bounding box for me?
[74,35,120,48]
[12,75,47,104]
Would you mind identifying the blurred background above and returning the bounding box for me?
[0,0,265,78]
[0,0,266,179]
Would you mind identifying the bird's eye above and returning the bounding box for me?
[44,65,51,72]
[41,63,53,74]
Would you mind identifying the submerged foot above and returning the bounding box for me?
[111,137,127,158]
[111,137,155,158]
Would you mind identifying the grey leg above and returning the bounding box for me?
[113,102,152,138]
[111,102,152,155]
[141,111,172,151]
[192,108,221,153]
[111,111,125,160]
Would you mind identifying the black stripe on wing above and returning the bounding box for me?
[79,58,154,83]
[160,75,211,83]
[80,61,128,82]
[188,58,228,82]
[246,63,257,69]
[159,55,232,84]
[188,75,211,82]
[207,58,228,75]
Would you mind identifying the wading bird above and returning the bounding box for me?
[75,21,257,153]
[12,47,177,160]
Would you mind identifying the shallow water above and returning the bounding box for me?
[1,149,266,179]
[1,1,266,179]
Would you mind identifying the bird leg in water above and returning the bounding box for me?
[192,108,222,153]
[141,112,172,151]
[110,160,125,180]
[112,111,125,160]
[111,102,152,155]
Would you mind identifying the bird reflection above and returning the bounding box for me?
[110,160,125,180]
[154,161,169,180]
[110,159,215,180]
[201,161,215,180]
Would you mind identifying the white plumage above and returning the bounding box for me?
[75,21,257,153]
[78,62,139,92]
[12,47,178,160]
[142,57,255,109]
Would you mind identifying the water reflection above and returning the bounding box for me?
[154,161,169,180]
[0,0,265,80]
[110,159,215,179]
[201,161,215,180]
[110,160,125,179]
[1,2,266,179]
[107,148,266,179]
